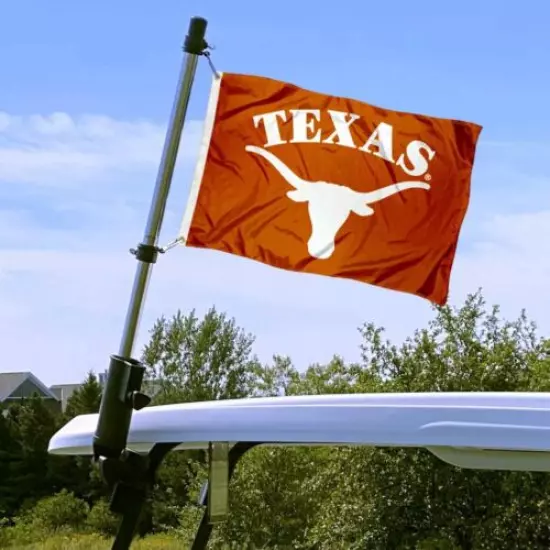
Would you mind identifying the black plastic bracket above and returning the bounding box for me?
[100,443,179,550]
[98,441,259,550]
[129,243,162,264]
[93,355,151,460]
[191,442,260,550]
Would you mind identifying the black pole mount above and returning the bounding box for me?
[97,441,259,550]
[93,355,154,549]
[100,443,178,550]
[93,355,151,461]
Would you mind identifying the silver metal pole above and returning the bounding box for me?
[118,52,200,359]
[93,16,208,460]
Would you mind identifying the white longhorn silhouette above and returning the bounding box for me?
[245,145,431,260]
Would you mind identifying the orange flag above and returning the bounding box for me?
[179,73,482,305]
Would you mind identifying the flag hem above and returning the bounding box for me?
[178,72,223,243]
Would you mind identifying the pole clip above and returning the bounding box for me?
[129,243,164,264]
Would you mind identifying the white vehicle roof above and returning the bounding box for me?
[48,392,550,472]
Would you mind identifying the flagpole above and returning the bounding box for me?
[93,16,208,461]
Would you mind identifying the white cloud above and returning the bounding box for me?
[451,210,550,320]
[0,112,549,386]
[0,111,202,188]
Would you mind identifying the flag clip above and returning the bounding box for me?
[158,237,182,253]
[201,45,220,79]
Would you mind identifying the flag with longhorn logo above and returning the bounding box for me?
[178,73,482,305]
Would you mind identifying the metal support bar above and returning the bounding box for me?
[191,443,260,550]
[207,442,230,524]
[92,15,208,461]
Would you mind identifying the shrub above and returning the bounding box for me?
[86,499,119,536]
[28,489,89,531]
[151,499,182,532]
[0,518,40,547]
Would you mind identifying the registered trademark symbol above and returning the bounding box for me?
[424,174,432,181]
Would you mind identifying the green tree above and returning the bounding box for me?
[0,410,21,518]
[54,372,107,504]
[64,372,102,419]
[4,293,537,548]
[219,445,338,549]
[142,307,260,404]
[6,396,60,508]
[140,307,263,532]
[306,291,550,550]
[251,354,299,397]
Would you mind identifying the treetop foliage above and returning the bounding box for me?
[1,290,549,549]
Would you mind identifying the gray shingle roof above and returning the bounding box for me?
[0,372,59,401]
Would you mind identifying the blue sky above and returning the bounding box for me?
[1,0,549,385]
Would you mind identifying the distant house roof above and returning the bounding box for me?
[50,383,82,411]
[50,383,82,394]
[0,372,59,402]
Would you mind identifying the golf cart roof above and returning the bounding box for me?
[48,392,550,472]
